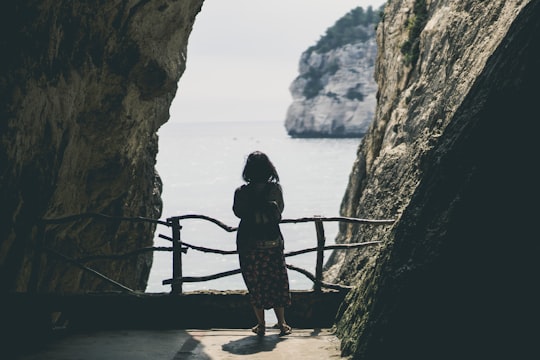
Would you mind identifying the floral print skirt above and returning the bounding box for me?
[239,248,291,309]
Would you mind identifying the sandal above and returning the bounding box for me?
[278,323,292,336]
[251,323,266,336]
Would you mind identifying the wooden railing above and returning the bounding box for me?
[38,213,394,295]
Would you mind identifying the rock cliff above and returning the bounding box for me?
[284,7,379,138]
[1,1,537,358]
[326,0,538,358]
[0,1,203,292]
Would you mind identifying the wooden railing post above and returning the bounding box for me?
[314,216,326,293]
[170,217,183,295]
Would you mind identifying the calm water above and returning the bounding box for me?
[146,121,360,293]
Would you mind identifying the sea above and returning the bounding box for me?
[146,120,361,295]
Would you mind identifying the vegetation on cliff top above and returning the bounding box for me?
[301,6,381,100]
[307,6,382,55]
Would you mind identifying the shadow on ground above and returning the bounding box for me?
[222,334,286,355]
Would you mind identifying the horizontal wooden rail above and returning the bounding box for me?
[159,234,237,255]
[163,264,353,291]
[285,241,382,257]
[280,216,395,225]
[181,241,237,255]
[167,214,395,231]
[286,264,353,291]
[157,240,383,257]
[173,214,237,232]
[163,269,242,284]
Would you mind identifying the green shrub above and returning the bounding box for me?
[400,0,428,67]
[308,5,382,55]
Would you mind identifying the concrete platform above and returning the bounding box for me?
[17,328,349,359]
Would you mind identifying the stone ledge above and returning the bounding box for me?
[0,289,348,352]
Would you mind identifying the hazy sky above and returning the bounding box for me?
[169,0,387,124]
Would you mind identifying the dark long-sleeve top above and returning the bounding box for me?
[233,182,284,252]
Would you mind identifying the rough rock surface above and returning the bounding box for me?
[325,0,538,358]
[0,1,204,292]
[284,21,377,137]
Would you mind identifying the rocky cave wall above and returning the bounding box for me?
[0,1,204,293]
[326,0,538,358]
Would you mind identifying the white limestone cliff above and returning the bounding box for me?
[285,24,377,137]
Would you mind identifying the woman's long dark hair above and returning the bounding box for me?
[242,151,279,183]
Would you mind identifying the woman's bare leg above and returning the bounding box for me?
[252,305,265,325]
[274,307,292,335]
[251,305,266,335]
[274,307,286,325]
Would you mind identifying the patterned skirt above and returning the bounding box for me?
[239,248,291,309]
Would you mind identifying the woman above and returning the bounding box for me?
[233,151,292,336]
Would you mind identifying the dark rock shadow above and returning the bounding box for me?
[222,334,286,355]
[174,333,212,360]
